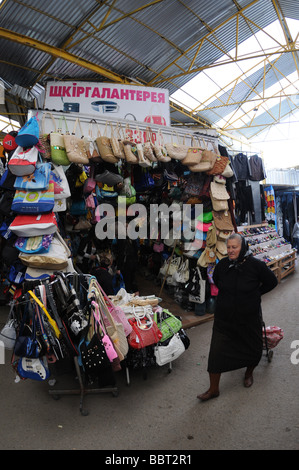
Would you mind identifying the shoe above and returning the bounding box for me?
[197,390,220,401]
[244,375,254,388]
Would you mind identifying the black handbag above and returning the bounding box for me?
[79,313,115,386]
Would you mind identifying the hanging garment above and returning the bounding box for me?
[232,153,251,180]
[248,155,266,181]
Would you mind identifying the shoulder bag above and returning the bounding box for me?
[50,116,70,166]
[15,115,39,148]
[63,118,89,164]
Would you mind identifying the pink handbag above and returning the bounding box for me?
[92,301,118,362]
[96,282,132,336]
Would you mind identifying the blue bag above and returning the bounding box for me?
[15,115,39,148]
[14,162,51,190]
[11,181,54,214]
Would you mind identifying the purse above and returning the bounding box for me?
[9,212,58,237]
[15,115,39,148]
[212,210,234,231]
[95,121,118,163]
[154,309,182,343]
[63,118,89,164]
[153,129,171,162]
[110,122,125,159]
[51,164,71,200]
[143,127,157,162]
[19,232,70,270]
[186,267,206,303]
[189,139,217,172]
[84,119,102,162]
[8,146,39,176]
[91,277,132,336]
[88,277,128,360]
[50,116,71,166]
[154,333,185,366]
[14,162,51,191]
[14,303,40,358]
[206,155,229,175]
[11,180,55,214]
[39,112,57,159]
[127,312,162,349]
[0,303,17,350]
[165,132,188,160]
[91,301,118,362]
[15,234,53,254]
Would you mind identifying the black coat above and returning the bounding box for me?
[207,255,278,373]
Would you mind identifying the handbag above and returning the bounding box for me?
[51,164,71,200]
[15,234,53,254]
[64,118,89,164]
[186,267,206,303]
[9,212,58,237]
[14,303,40,358]
[91,301,118,362]
[95,121,118,163]
[14,162,51,191]
[19,232,70,270]
[165,132,188,160]
[11,180,55,214]
[182,137,204,166]
[91,277,132,336]
[50,116,71,166]
[212,210,234,231]
[39,112,57,159]
[127,312,162,349]
[110,122,125,159]
[143,127,157,162]
[0,303,17,350]
[84,119,102,162]
[8,146,38,176]
[173,258,189,283]
[135,126,151,167]
[154,333,185,366]
[206,155,229,175]
[88,277,128,360]
[154,309,182,343]
[15,115,39,148]
[189,139,217,172]
[153,129,171,162]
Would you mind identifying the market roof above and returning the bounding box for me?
[0,0,298,143]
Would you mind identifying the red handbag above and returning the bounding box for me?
[128,315,162,349]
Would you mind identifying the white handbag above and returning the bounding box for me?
[154,333,185,366]
[51,164,71,200]
[173,258,189,283]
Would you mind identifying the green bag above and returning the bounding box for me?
[50,116,71,166]
[154,309,182,342]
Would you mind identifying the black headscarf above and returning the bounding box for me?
[228,235,252,269]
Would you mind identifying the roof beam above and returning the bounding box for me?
[0,27,127,84]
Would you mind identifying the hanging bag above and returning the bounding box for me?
[19,231,70,270]
[95,121,118,163]
[154,309,182,343]
[8,146,39,176]
[50,116,70,166]
[153,129,171,162]
[143,127,157,162]
[63,118,89,164]
[15,115,39,148]
[9,212,58,237]
[14,162,51,191]
[83,119,102,162]
[11,180,55,214]
[92,301,118,362]
[39,112,57,159]
[165,131,188,160]
[110,122,125,159]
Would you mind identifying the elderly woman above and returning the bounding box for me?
[198,233,278,401]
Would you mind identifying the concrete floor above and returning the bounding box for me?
[0,266,298,451]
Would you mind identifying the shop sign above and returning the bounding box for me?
[44,81,170,126]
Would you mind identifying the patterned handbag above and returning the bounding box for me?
[154,309,182,343]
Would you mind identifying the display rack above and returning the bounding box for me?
[48,356,119,416]
[237,223,296,283]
